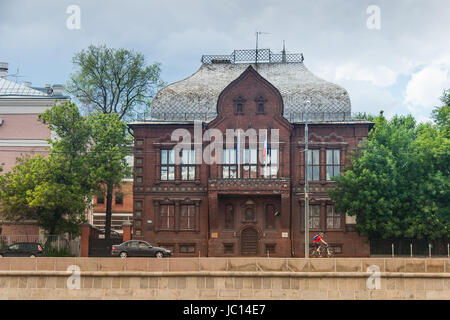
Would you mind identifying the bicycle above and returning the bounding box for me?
[310,245,335,258]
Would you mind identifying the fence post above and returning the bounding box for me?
[448,243,449,258]
[410,243,413,258]
[122,221,132,242]
[391,243,394,258]
[80,223,92,257]
[428,243,432,258]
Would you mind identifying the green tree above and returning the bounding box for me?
[67,44,164,120]
[87,112,132,238]
[329,109,449,241]
[414,94,450,240]
[0,154,86,236]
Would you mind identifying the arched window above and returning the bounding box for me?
[225,204,234,229]
[265,204,276,229]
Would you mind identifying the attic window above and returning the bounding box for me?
[255,96,267,114]
[233,96,246,115]
[257,103,264,113]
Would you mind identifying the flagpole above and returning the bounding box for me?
[304,100,310,258]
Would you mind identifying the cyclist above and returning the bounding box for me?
[312,232,328,256]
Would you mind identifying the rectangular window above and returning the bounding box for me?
[115,192,124,205]
[179,244,195,253]
[307,150,320,181]
[160,149,175,180]
[326,205,341,229]
[180,205,196,230]
[159,204,175,230]
[97,196,104,204]
[326,149,340,180]
[222,149,237,179]
[181,149,196,181]
[261,148,279,179]
[242,148,257,179]
[308,205,321,229]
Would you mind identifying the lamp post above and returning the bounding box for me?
[304,100,310,258]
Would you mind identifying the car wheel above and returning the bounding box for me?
[155,251,163,258]
[29,254,36,258]
[119,251,128,258]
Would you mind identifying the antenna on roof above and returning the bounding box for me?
[282,41,286,63]
[255,31,269,64]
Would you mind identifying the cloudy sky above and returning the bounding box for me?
[1,0,449,121]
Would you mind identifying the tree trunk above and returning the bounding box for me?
[105,184,113,239]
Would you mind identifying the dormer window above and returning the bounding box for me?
[233,96,246,114]
[255,96,267,114]
[257,103,264,113]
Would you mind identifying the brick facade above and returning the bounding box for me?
[129,66,373,257]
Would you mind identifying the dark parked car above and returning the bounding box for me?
[112,240,171,258]
[0,242,44,257]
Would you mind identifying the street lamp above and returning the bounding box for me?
[304,100,310,258]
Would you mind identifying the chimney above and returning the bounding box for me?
[0,62,8,79]
[51,84,64,96]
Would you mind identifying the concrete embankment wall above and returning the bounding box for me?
[0,257,448,299]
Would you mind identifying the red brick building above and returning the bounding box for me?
[129,49,373,257]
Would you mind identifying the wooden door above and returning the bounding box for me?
[241,227,258,255]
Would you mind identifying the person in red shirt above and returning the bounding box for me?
[312,232,328,256]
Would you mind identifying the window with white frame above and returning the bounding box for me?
[307,150,320,181]
[326,149,340,180]
[222,149,237,179]
[160,149,175,180]
[181,149,196,180]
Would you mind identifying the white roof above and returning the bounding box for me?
[0,78,47,97]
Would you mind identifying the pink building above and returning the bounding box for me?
[0,62,69,240]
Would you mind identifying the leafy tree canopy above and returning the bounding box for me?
[67,44,164,121]
[329,94,449,241]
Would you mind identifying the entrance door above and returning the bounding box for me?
[241,227,258,255]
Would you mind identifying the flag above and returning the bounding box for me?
[263,130,269,165]
[236,131,240,164]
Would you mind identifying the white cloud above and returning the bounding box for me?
[334,63,397,87]
[405,57,450,113]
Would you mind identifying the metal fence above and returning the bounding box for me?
[135,112,370,122]
[370,239,449,257]
[0,234,81,257]
[201,49,304,64]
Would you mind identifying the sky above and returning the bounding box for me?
[1,0,449,122]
